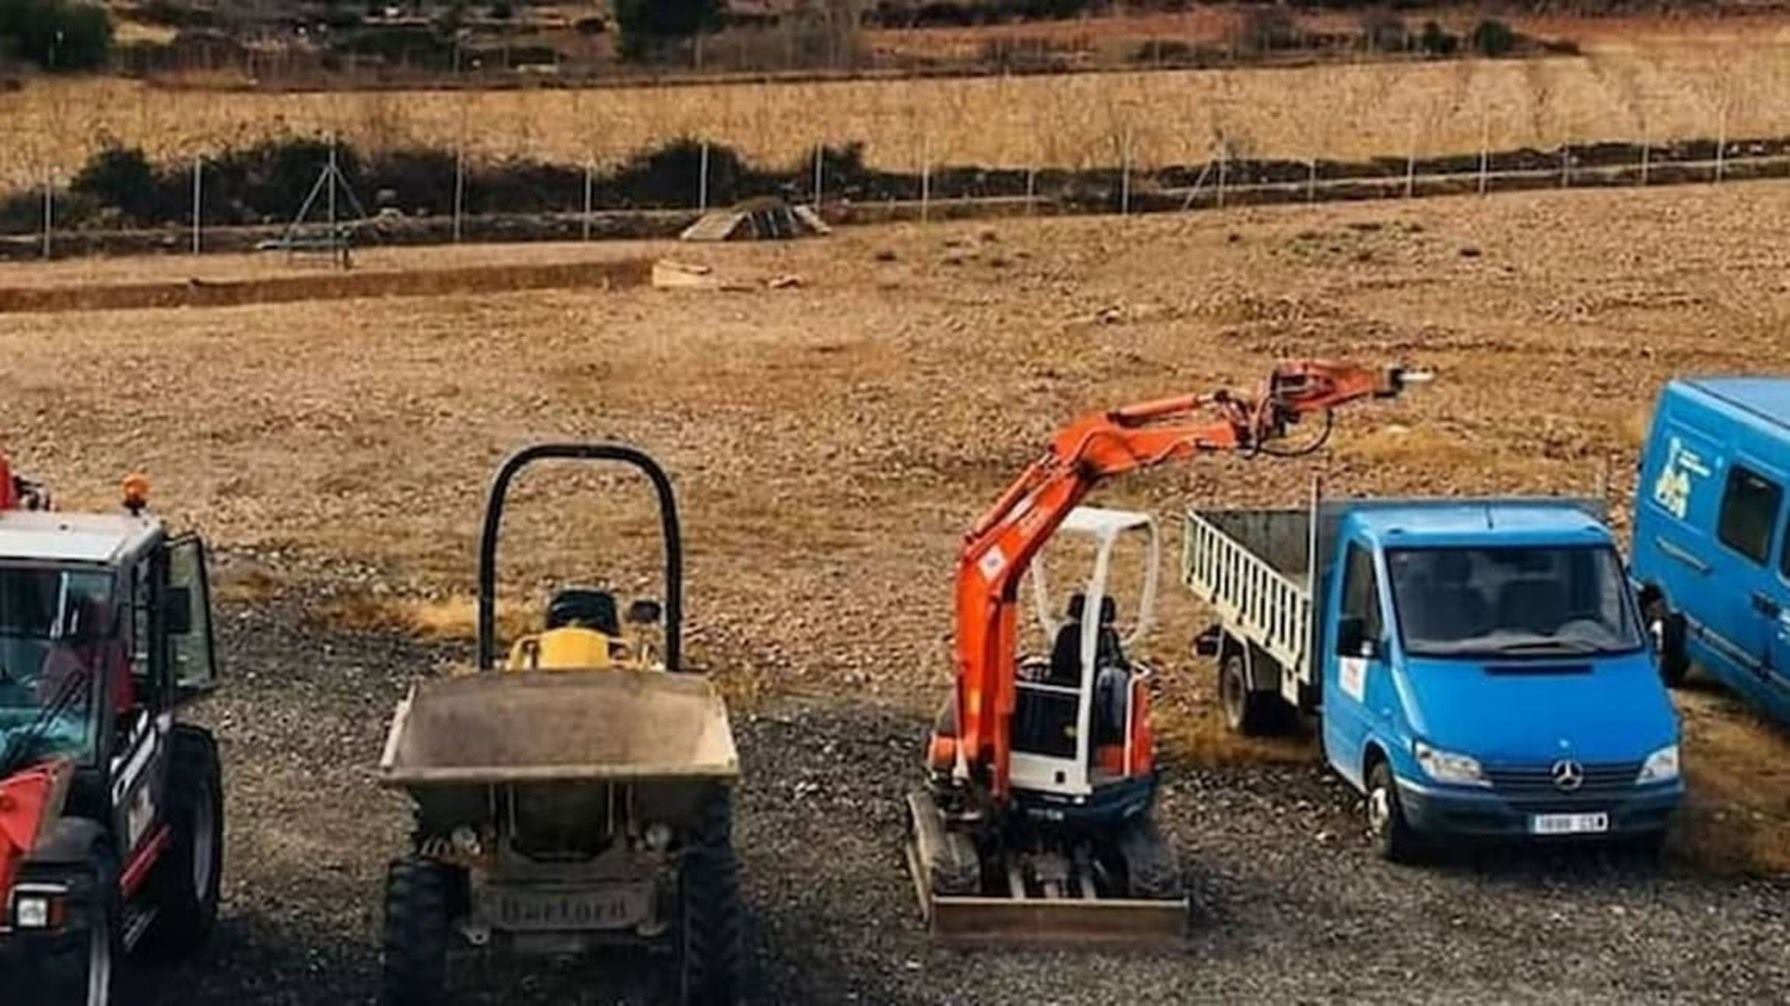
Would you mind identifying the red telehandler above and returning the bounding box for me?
[0,456,223,1004]
[908,360,1425,941]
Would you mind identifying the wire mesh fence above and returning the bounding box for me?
[3,89,1786,263]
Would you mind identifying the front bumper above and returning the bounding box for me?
[1397,776,1684,839]
[0,926,88,1000]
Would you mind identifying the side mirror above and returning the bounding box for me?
[164,586,193,636]
[1335,615,1378,659]
[626,598,663,626]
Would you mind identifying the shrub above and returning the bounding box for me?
[1470,18,1516,58]
[1417,20,1457,57]
[1228,7,1298,56]
[0,0,114,71]
[69,144,162,223]
[1359,11,1406,52]
[612,0,721,62]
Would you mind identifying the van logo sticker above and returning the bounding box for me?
[1652,436,1707,520]
[1338,657,1367,702]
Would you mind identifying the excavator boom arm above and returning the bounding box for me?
[946,361,1419,799]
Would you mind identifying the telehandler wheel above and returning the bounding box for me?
[1645,597,1689,688]
[1366,760,1424,865]
[382,858,453,1006]
[143,726,223,958]
[679,789,743,1006]
[36,838,122,1006]
[1220,651,1275,736]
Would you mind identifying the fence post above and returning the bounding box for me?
[813,144,823,211]
[1216,142,1227,209]
[582,160,593,242]
[40,168,51,261]
[1404,117,1417,198]
[1120,130,1132,217]
[1478,107,1490,196]
[1307,156,1317,203]
[698,140,710,212]
[191,155,203,255]
[1715,106,1727,184]
[1560,138,1570,189]
[452,145,465,244]
[920,137,931,224]
[327,134,338,235]
[1025,163,1036,215]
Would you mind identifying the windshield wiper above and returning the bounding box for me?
[0,665,89,776]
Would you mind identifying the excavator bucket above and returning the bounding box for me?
[905,789,1189,945]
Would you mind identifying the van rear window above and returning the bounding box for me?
[1717,465,1783,566]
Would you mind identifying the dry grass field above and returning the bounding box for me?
[3,177,1790,880]
[5,21,1790,193]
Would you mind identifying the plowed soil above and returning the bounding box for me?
[3,180,1789,1002]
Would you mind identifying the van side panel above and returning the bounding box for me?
[1635,382,1790,724]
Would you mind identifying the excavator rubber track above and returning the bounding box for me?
[905,789,1189,946]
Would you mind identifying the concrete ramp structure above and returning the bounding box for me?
[681,197,832,242]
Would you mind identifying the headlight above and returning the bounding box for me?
[13,895,51,929]
[644,823,673,852]
[1414,741,1490,787]
[1637,744,1680,784]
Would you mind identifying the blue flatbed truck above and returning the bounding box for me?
[1184,493,1683,862]
[1635,377,1790,725]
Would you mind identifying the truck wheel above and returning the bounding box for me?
[1365,760,1423,865]
[143,726,223,958]
[1645,597,1689,688]
[1220,651,1274,736]
[680,789,742,1006]
[382,858,452,1006]
[36,839,121,1006]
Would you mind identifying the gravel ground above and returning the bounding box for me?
[123,601,1790,1006]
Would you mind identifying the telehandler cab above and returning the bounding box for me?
[0,460,223,1005]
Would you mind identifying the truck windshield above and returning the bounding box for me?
[1386,546,1643,658]
[0,567,115,771]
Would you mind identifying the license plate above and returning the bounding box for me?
[491,886,648,932]
[1529,812,1609,836]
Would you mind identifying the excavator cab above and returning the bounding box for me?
[1014,506,1160,817]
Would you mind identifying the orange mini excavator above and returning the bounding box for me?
[908,360,1425,941]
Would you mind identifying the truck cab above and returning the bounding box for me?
[0,503,223,1003]
[1185,495,1682,862]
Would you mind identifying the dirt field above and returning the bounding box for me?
[3,180,1790,1000]
[6,23,1790,191]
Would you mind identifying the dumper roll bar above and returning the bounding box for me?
[476,442,683,673]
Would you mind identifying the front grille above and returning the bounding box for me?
[1484,760,1640,800]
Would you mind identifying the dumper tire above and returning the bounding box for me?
[1645,597,1689,688]
[143,726,223,958]
[1220,651,1275,736]
[382,857,453,1006]
[1366,760,1424,865]
[680,789,743,1006]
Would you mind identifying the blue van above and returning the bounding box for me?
[1634,378,1790,725]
